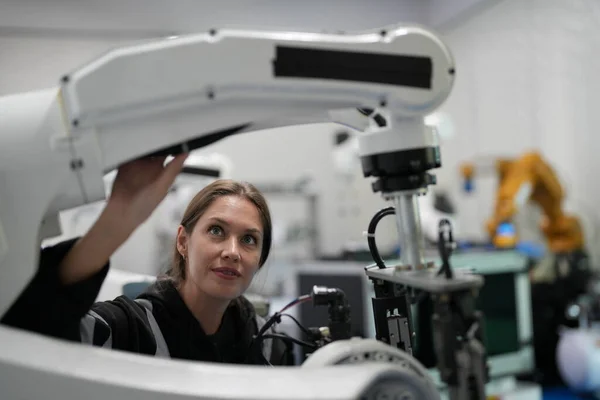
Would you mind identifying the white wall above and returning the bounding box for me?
[0,36,132,95]
[434,0,600,261]
[428,0,499,29]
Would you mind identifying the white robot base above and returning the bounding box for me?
[303,338,440,400]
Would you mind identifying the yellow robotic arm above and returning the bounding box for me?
[461,152,584,253]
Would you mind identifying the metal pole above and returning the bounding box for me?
[390,192,425,268]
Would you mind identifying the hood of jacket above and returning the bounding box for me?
[137,278,261,364]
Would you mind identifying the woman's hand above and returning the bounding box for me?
[105,154,189,237]
[59,153,188,285]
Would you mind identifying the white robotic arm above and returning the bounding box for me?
[0,24,456,400]
[0,24,454,318]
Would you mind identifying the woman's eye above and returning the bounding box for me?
[208,226,224,236]
[242,235,257,245]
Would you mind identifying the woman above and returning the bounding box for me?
[2,154,279,364]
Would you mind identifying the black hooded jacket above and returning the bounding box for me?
[1,238,275,364]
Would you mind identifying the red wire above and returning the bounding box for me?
[279,294,311,313]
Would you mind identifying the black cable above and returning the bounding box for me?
[438,219,455,279]
[279,344,293,365]
[261,333,318,350]
[412,220,456,304]
[252,332,317,366]
[367,206,396,269]
[280,313,313,337]
[248,294,313,364]
[256,313,281,339]
[262,354,273,366]
[357,107,375,116]
[279,294,311,313]
[256,295,311,338]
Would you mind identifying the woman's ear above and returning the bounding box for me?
[176,225,188,258]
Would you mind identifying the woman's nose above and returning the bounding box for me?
[222,237,240,262]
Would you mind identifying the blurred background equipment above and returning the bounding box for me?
[460,151,595,387]
[460,151,585,256]
[252,176,320,262]
[556,275,600,393]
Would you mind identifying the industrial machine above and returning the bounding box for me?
[332,126,459,249]
[0,24,492,399]
[460,151,585,253]
[461,152,593,386]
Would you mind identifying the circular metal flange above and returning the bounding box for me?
[302,338,440,400]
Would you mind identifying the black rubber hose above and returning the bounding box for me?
[261,333,318,350]
[367,206,396,269]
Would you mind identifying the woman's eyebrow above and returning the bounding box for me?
[208,217,229,226]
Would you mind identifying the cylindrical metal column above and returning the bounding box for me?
[390,193,425,268]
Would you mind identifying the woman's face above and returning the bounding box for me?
[177,195,263,301]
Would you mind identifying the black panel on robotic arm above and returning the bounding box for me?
[274,46,433,88]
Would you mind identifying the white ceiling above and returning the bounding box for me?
[0,0,496,39]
